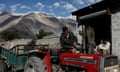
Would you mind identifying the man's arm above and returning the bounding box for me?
[71,32,78,45]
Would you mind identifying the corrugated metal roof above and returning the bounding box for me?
[72,0,120,16]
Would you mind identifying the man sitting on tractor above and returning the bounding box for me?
[60,26,77,53]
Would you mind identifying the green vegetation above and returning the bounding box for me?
[36,29,53,39]
[0,30,21,41]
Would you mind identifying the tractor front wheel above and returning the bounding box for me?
[24,57,46,72]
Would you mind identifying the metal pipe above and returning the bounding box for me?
[80,10,107,20]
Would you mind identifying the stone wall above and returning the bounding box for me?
[112,12,120,62]
[0,38,61,49]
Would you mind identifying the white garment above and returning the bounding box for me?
[77,25,85,44]
[86,26,95,43]
[95,41,110,54]
[98,41,110,50]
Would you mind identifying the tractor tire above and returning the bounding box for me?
[0,60,7,72]
[24,57,47,72]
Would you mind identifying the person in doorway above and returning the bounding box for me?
[85,23,96,53]
[95,39,110,54]
[60,26,77,53]
[77,24,86,53]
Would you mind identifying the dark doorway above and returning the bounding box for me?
[80,13,112,53]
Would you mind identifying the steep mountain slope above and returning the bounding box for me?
[0,12,22,32]
[0,12,76,38]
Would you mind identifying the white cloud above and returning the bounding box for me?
[48,6,52,9]
[12,11,48,16]
[61,1,66,4]
[96,0,102,2]
[20,5,31,10]
[89,0,102,4]
[48,6,53,12]
[0,4,5,11]
[35,2,44,10]
[12,12,28,16]
[10,4,21,12]
[53,2,60,7]
[49,9,53,12]
[66,15,76,20]
[63,3,76,11]
[12,11,39,16]
[62,12,66,15]
[88,0,96,3]
[76,0,84,5]
[56,15,76,20]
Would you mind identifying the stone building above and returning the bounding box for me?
[72,0,120,62]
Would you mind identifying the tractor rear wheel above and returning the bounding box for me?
[24,57,46,72]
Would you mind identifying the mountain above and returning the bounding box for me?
[0,12,22,32]
[0,12,76,38]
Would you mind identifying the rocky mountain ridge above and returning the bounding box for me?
[0,12,76,38]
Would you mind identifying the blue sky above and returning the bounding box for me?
[0,0,102,18]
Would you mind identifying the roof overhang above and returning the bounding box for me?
[72,0,120,16]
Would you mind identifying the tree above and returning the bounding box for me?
[0,30,21,41]
[36,29,53,39]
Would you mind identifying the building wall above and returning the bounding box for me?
[112,12,120,62]
[0,38,61,49]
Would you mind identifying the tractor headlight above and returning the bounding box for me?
[114,68,118,72]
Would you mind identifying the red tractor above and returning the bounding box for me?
[24,46,118,72]
[58,51,118,72]
[24,1,120,72]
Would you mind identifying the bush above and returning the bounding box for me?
[0,30,21,41]
[36,29,53,39]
